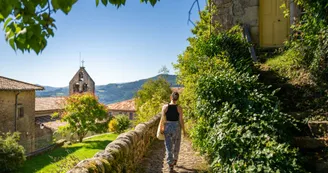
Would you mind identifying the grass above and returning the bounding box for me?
[20,133,118,173]
[265,49,302,77]
[264,49,314,86]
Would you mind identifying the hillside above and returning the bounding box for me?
[36,75,179,104]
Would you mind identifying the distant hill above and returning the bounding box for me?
[36,74,179,104]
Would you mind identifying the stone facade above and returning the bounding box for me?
[34,123,53,150]
[108,99,136,120]
[0,90,36,153]
[212,0,301,46]
[213,0,260,43]
[69,67,95,95]
[68,114,161,173]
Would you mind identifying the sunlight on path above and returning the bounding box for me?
[136,137,209,173]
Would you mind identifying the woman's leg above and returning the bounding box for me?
[164,123,174,165]
[172,124,181,162]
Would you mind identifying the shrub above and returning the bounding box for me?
[108,115,130,134]
[108,119,118,133]
[193,26,252,72]
[0,132,26,172]
[192,64,304,172]
[289,0,328,81]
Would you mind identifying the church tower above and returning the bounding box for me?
[69,62,95,95]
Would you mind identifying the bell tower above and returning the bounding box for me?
[69,61,95,95]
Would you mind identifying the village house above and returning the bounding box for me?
[0,65,96,153]
[213,0,302,47]
[34,96,66,149]
[0,76,44,153]
[108,99,136,120]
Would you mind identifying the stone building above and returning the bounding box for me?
[213,0,301,47]
[69,66,95,95]
[108,99,136,120]
[0,76,44,153]
[34,97,66,149]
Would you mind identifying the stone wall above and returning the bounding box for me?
[0,90,36,153]
[68,114,161,173]
[212,0,259,43]
[34,124,53,150]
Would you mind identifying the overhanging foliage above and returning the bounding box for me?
[0,0,160,54]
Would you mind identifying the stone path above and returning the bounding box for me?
[136,137,209,173]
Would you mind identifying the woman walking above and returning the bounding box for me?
[160,91,187,172]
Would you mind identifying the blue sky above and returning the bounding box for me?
[0,0,206,87]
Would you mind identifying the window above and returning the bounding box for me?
[73,84,79,93]
[17,104,24,118]
[129,112,133,120]
[83,83,88,92]
[79,72,84,81]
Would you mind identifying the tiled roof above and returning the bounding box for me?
[35,115,56,123]
[43,121,67,131]
[35,115,66,131]
[35,97,66,112]
[108,99,135,112]
[171,87,184,93]
[0,76,44,91]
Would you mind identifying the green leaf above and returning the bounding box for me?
[5,30,14,41]
[3,17,13,28]
[51,0,60,10]
[40,0,48,8]
[16,35,26,45]
[9,38,16,50]
[47,28,54,37]
[27,30,34,39]
[0,13,4,21]
[150,0,157,6]
[1,4,12,19]
[101,0,108,6]
[15,14,22,20]
[96,0,99,6]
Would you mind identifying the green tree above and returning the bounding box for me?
[108,114,130,133]
[0,0,160,54]
[0,132,26,172]
[158,65,170,75]
[134,76,171,124]
[58,93,108,142]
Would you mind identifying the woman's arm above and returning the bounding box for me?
[178,106,187,136]
[160,105,168,133]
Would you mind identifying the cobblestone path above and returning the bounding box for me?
[136,137,209,173]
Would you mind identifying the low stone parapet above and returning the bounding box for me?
[68,114,161,173]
